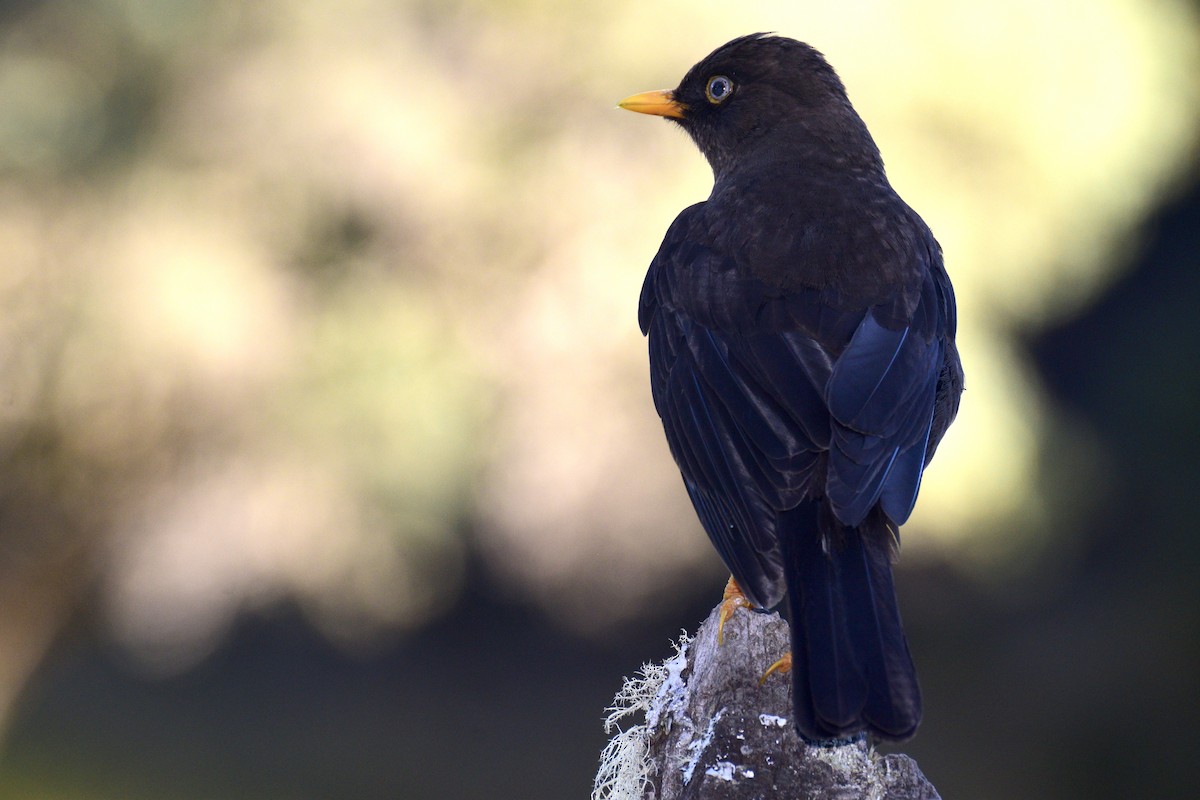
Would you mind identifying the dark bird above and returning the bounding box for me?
[620,34,963,743]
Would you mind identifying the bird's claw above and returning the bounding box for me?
[759,652,792,686]
[717,576,753,645]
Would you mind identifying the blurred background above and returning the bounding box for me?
[0,0,1197,798]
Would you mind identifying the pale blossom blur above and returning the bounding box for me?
[0,0,1196,743]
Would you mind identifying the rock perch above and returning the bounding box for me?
[594,603,941,800]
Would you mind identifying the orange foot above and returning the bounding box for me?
[717,576,754,645]
[759,651,792,686]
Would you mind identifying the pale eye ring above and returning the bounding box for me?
[705,75,734,104]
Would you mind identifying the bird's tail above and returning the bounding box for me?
[779,502,921,743]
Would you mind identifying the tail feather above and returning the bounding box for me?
[779,502,921,742]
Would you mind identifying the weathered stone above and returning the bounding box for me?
[595,603,940,800]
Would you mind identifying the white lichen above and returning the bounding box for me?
[593,632,692,800]
[704,761,736,782]
[681,707,724,784]
[812,742,889,800]
[645,638,691,730]
[816,743,864,777]
[758,713,789,728]
[812,742,868,777]
[704,760,756,783]
[593,725,653,800]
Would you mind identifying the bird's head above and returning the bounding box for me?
[620,34,881,179]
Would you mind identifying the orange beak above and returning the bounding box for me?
[618,89,686,119]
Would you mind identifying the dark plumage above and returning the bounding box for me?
[620,34,963,742]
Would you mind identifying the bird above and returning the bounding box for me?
[619,33,963,743]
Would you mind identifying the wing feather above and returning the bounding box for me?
[641,203,955,605]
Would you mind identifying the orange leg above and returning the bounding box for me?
[717,576,753,644]
[759,651,792,686]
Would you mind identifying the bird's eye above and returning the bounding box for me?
[705,75,733,105]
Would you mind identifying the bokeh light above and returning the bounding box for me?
[0,0,1197,796]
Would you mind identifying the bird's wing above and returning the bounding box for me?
[824,272,945,527]
[639,205,950,607]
